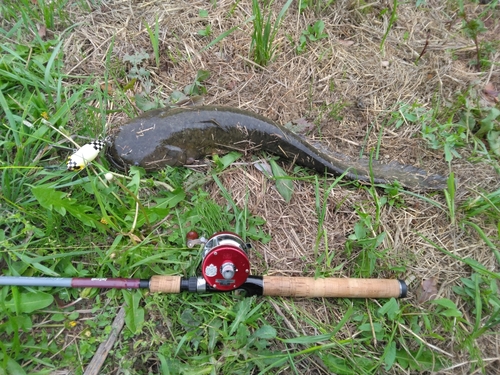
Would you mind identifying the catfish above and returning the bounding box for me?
[106,106,447,190]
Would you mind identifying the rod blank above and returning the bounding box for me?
[0,276,72,288]
[0,276,407,298]
[0,277,145,290]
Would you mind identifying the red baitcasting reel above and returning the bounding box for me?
[200,232,251,291]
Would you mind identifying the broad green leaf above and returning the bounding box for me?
[383,341,396,370]
[395,348,447,371]
[180,308,201,329]
[429,298,459,310]
[320,354,356,375]
[214,151,242,170]
[353,221,367,239]
[169,90,187,103]
[358,322,382,332]
[123,51,149,65]
[157,354,182,375]
[16,253,59,276]
[32,185,67,215]
[235,324,250,348]
[269,159,294,203]
[122,290,145,334]
[476,108,500,137]
[282,333,332,344]
[2,315,32,335]
[127,166,143,191]
[208,318,222,352]
[4,292,53,314]
[251,325,276,340]
[229,298,252,335]
[378,298,399,320]
[154,188,186,208]
[195,69,210,82]
[429,297,463,318]
[440,308,463,318]
[31,185,100,228]
[135,94,158,111]
[0,354,26,375]
[51,313,65,322]
[488,130,500,156]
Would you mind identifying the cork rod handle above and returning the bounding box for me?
[149,276,181,293]
[263,277,406,298]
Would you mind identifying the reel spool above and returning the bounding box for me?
[201,232,251,291]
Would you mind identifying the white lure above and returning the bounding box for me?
[67,140,106,171]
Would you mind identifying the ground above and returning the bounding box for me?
[1,0,500,374]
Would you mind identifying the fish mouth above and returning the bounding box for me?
[105,148,127,171]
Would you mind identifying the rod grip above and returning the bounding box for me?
[149,276,181,293]
[262,276,406,298]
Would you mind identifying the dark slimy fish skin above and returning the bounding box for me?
[106,106,447,190]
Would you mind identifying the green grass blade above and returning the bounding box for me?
[0,89,19,146]
[463,221,500,264]
[201,16,255,52]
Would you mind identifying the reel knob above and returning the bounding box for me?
[201,232,250,291]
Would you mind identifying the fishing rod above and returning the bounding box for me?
[0,232,407,299]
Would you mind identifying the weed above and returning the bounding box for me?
[421,118,466,162]
[198,23,212,37]
[122,290,145,334]
[379,0,398,54]
[474,107,500,156]
[457,0,495,70]
[250,0,293,66]
[345,192,388,278]
[461,18,487,69]
[382,182,406,208]
[144,16,160,68]
[0,0,70,30]
[211,174,271,243]
[312,174,345,270]
[418,233,500,372]
[453,273,500,337]
[461,188,500,262]
[388,102,429,129]
[443,172,456,225]
[184,69,211,96]
[325,101,347,122]
[201,16,255,52]
[123,50,151,85]
[462,187,500,224]
[295,20,328,54]
[421,95,500,162]
[269,159,294,202]
[197,9,212,37]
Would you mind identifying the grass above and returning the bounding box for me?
[1,0,500,374]
[250,0,293,66]
[144,16,160,69]
[379,0,398,54]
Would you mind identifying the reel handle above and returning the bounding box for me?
[263,276,406,298]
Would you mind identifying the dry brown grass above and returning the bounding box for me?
[61,0,499,373]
